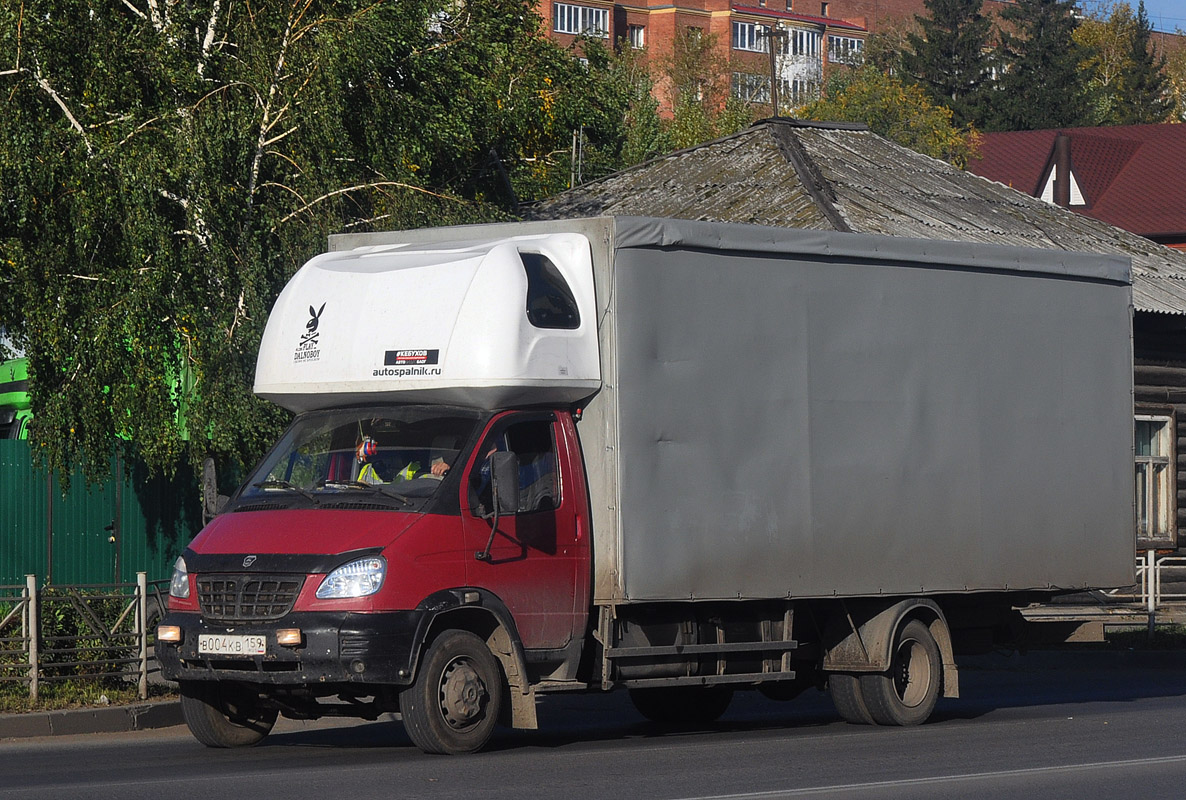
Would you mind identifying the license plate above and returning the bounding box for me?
[198,634,266,657]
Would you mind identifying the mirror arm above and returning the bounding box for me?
[475,491,501,561]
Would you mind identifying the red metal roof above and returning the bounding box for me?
[731,4,866,30]
[967,124,1186,241]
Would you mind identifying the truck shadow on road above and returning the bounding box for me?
[253,657,1186,753]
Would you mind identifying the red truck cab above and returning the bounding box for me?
[158,404,591,752]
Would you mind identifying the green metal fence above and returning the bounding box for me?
[0,441,200,585]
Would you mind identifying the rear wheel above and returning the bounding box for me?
[859,619,942,726]
[828,672,875,725]
[629,686,734,725]
[179,681,277,747]
[400,630,504,754]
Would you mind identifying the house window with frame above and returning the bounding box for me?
[627,24,645,49]
[553,3,610,37]
[732,22,768,52]
[788,77,820,106]
[789,28,820,57]
[1136,415,1175,543]
[731,72,770,103]
[827,35,864,65]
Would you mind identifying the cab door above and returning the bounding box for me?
[460,412,582,650]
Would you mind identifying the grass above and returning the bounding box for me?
[1102,624,1186,651]
[0,681,176,714]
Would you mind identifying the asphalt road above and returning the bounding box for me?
[4,654,1186,800]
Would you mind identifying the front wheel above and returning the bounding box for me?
[858,618,943,726]
[179,681,277,748]
[399,630,504,754]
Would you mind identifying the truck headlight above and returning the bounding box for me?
[316,556,386,599]
[169,556,190,599]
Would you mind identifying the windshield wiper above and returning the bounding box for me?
[252,480,318,503]
[320,480,411,506]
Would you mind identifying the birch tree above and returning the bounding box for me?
[0,0,607,484]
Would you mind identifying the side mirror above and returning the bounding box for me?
[490,451,520,516]
[201,457,229,524]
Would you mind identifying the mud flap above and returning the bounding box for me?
[487,626,538,729]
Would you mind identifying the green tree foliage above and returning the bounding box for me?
[564,40,668,184]
[901,0,995,128]
[0,0,625,485]
[659,29,754,151]
[1167,37,1186,122]
[985,0,1093,131]
[1076,2,1172,125]
[1076,2,1142,123]
[801,64,981,167]
[860,19,919,74]
[1115,2,1173,123]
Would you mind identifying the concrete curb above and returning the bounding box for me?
[0,699,182,740]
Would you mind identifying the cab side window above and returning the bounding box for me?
[469,418,559,514]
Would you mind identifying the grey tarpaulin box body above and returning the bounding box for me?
[331,216,1136,606]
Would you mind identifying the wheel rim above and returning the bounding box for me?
[893,638,932,709]
[438,656,488,730]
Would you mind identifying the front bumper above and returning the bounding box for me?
[157,610,427,686]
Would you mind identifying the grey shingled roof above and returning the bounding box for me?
[527,119,1186,315]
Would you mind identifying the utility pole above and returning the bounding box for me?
[762,26,788,117]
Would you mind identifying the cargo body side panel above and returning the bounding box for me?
[603,231,1133,601]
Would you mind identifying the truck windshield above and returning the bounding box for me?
[239,406,480,506]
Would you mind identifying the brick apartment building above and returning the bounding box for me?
[541,0,868,112]
[541,0,1183,115]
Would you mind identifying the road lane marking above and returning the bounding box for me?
[673,754,1186,799]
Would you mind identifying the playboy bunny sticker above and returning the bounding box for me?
[294,303,325,363]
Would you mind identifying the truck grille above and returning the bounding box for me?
[197,574,304,622]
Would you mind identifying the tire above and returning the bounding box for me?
[399,630,504,755]
[179,681,278,748]
[858,618,943,726]
[828,672,875,725]
[628,686,734,725]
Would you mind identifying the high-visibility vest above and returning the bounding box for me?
[394,462,420,481]
[358,463,382,484]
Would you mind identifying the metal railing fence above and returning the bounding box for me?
[1102,552,1186,611]
[0,573,162,703]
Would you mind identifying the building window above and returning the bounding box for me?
[788,78,820,106]
[788,28,820,57]
[1136,415,1175,543]
[785,0,793,9]
[732,22,768,52]
[820,2,828,16]
[554,3,609,37]
[731,72,770,103]
[627,24,645,49]
[827,35,864,65]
